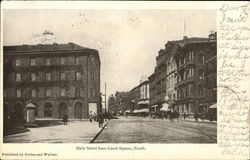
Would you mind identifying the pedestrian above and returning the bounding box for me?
[98,114,104,128]
[183,112,187,120]
[79,114,82,121]
[176,110,180,122]
[194,112,198,122]
[89,111,93,122]
[63,114,68,125]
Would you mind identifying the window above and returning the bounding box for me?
[189,51,194,61]
[75,57,80,65]
[76,88,80,97]
[31,58,36,66]
[16,73,21,82]
[16,59,21,66]
[44,102,53,117]
[91,71,95,80]
[16,89,21,97]
[76,72,81,81]
[60,72,66,80]
[61,57,65,65]
[45,58,51,66]
[46,73,51,81]
[90,88,95,97]
[90,57,95,63]
[31,73,36,81]
[190,68,194,77]
[61,88,66,97]
[45,88,51,97]
[32,89,36,97]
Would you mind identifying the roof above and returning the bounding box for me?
[4,42,100,63]
[4,42,88,52]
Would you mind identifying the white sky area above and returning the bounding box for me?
[3,9,216,97]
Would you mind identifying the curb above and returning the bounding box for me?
[185,119,217,124]
[89,121,109,143]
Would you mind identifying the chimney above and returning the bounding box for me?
[183,36,188,43]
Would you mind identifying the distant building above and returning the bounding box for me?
[108,94,116,113]
[3,43,101,124]
[129,86,140,111]
[138,79,149,109]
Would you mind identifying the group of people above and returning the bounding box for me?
[89,112,104,128]
[151,110,189,122]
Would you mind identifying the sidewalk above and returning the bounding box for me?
[4,120,108,143]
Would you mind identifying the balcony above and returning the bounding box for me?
[186,60,195,66]
[177,80,186,86]
[178,64,186,71]
[186,77,195,83]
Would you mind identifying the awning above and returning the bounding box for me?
[25,103,36,108]
[160,103,171,111]
[150,104,158,108]
[138,100,149,105]
[209,103,217,109]
[139,108,149,113]
[125,110,131,113]
[133,109,139,113]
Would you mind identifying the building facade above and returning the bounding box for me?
[3,43,101,123]
[138,80,149,109]
[174,34,217,115]
[164,42,178,110]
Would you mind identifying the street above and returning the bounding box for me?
[94,116,217,143]
[4,120,102,143]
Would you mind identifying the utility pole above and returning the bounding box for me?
[105,82,107,113]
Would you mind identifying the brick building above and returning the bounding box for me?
[3,43,101,123]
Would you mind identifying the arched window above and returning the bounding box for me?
[44,102,53,117]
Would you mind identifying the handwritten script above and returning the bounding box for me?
[218,2,250,158]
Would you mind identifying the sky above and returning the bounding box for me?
[3,9,216,97]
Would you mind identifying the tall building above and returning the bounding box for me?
[164,42,178,110]
[152,49,167,113]
[3,43,101,123]
[204,32,217,111]
[174,34,217,116]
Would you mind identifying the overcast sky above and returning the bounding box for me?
[3,9,216,97]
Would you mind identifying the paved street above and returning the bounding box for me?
[4,120,102,143]
[94,116,217,143]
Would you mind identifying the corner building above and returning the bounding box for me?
[4,43,101,120]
